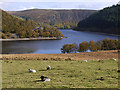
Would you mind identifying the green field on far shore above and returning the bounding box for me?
[2,59,119,88]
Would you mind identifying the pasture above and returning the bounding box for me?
[2,59,118,88]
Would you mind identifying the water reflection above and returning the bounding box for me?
[2,29,118,54]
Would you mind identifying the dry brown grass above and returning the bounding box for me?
[1,50,118,61]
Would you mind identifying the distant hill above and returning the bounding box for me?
[74,5,120,35]
[7,9,96,29]
[2,10,64,39]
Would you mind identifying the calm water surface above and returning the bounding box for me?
[2,29,118,54]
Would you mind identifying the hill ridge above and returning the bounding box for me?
[7,9,96,29]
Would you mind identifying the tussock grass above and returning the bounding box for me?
[2,59,118,88]
[2,50,118,61]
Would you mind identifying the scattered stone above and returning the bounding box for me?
[96,77,104,81]
[43,57,48,60]
[98,59,104,63]
[65,58,72,61]
[98,68,101,70]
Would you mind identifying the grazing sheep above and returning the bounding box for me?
[28,69,36,73]
[83,60,88,62]
[97,59,102,61]
[46,65,51,70]
[117,70,120,73]
[40,76,50,81]
[112,58,117,61]
[98,59,104,62]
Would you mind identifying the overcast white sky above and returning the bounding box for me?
[0,0,119,11]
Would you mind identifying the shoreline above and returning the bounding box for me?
[73,29,119,37]
[82,31,120,37]
[0,37,64,41]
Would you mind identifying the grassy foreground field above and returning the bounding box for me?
[2,59,118,88]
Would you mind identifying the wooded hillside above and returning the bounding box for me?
[2,10,64,39]
[75,5,120,35]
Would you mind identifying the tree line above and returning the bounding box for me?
[61,38,119,53]
[53,23,77,29]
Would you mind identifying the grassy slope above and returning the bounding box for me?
[2,60,118,88]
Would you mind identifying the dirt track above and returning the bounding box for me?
[1,50,119,61]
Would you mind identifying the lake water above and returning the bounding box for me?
[2,29,118,54]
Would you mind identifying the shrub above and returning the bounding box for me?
[78,41,89,52]
[61,43,78,53]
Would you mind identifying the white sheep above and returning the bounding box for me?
[40,76,50,81]
[83,60,88,62]
[46,65,51,70]
[28,69,36,73]
[112,58,117,61]
[97,59,101,61]
[97,59,102,61]
[45,78,50,81]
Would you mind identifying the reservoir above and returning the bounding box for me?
[2,29,118,54]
